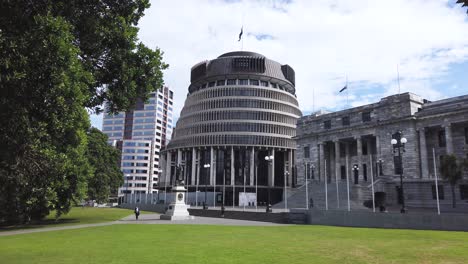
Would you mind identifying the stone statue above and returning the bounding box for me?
[175,165,184,186]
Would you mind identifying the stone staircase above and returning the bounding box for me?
[274,180,383,211]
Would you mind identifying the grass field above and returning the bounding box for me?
[1,224,467,264]
[0,207,138,231]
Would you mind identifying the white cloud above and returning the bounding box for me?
[133,0,468,123]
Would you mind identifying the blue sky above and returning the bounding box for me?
[91,0,468,129]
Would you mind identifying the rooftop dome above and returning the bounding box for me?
[218,51,265,58]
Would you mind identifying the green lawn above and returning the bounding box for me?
[1,224,467,264]
[0,207,139,231]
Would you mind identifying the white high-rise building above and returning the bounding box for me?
[102,86,174,195]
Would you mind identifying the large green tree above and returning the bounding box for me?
[86,128,123,203]
[0,0,167,224]
[439,155,463,208]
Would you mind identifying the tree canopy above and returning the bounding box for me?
[0,0,167,224]
[86,128,123,203]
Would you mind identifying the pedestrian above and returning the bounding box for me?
[221,205,225,217]
[134,206,140,220]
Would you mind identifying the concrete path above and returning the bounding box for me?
[119,213,288,226]
[0,213,286,237]
[0,222,118,237]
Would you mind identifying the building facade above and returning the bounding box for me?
[294,92,468,210]
[161,51,301,206]
[102,86,174,195]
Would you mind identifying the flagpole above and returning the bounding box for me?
[325,159,328,211]
[255,163,258,211]
[243,164,246,211]
[305,163,309,209]
[241,28,244,51]
[312,85,315,113]
[346,154,350,211]
[370,154,375,213]
[335,158,339,209]
[397,64,401,95]
[346,75,349,108]
[433,148,441,215]
[213,161,216,209]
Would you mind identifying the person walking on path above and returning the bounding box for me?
[134,207,140,220]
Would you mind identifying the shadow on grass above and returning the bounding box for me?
[0,218,80,232]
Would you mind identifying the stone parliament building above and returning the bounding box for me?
[294,92,468,210]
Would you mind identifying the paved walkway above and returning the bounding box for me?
[0,213,286,237]
[119,213,287,226]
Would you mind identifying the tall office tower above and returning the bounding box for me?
[102,86,174,195]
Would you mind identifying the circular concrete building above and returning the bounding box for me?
[160,51,301,207]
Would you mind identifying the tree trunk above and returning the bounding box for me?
[451,184,456,208]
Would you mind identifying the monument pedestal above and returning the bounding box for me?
[160,185,194,220]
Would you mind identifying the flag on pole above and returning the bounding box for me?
[339,85,347,93]
[238,27,243,41]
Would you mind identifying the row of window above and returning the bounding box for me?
[177,110,297,128]
[192,79,293,95]
[121,169,149,174]
[187,87,298,105]
[322,112,372,130]
[124,142,150,147]
[169,134,296,149]
[122,162,149,167]
[123,149,149,154]
[103,119,124,125]
[303,140,374,159]
[133,131,155,136]
[175,122,296,137]
[122,155,149,161]
[106,132,122,137]
[180,98,301,117]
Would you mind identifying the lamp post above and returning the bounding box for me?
[377,159,384,176]
[284,169,289,211]
[203,163,210,209]
[391,131,407,213]
[265,155,274,213]
[125,174,130,204]
[353,165,359,185]
[156,169,162,203]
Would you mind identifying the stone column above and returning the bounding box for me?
[445,124,454,154]
[166,151,172,186]
[288,150,293,186]
[319,143,325,182]
[230,147,235,186]
[356,137,362,180]
[345,142,351,182]
[270,148,275,187]
[210,147,215,186]
[177,149,182,166]
[191,148,196,185]
[197,150,201,186]
[334,140,340,181]
[419,128,429,178]
[250,147,255,186]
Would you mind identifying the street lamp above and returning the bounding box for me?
[125,174,130,204]
[284,169,289,211]
[377,159,384,176]
[306,164,315,209]
[353,165,359,184]
[156,169,162,204]
[391,131,407,213]
[203,163,210,209]
[265,155,274,213]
